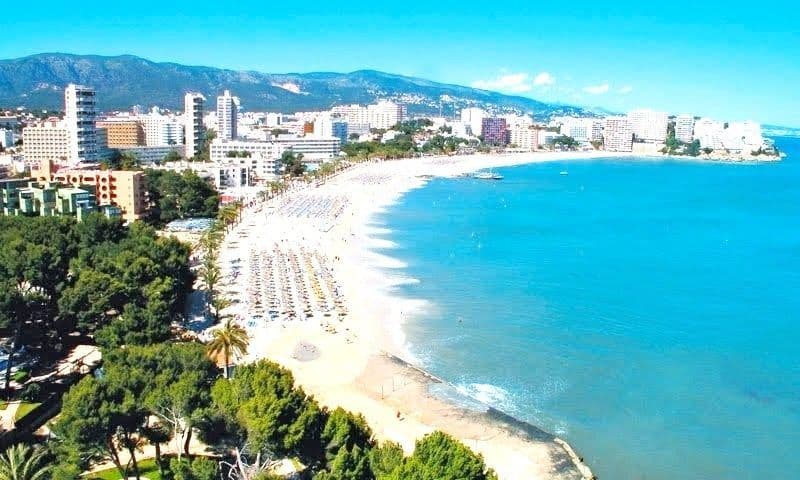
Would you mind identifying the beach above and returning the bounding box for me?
[212,151,618,479]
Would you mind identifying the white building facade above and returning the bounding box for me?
[675,115,695,143]
[367,101,406,130]
[22,118,70,166]
[64,84,99,163]
[628,109,668,143]
[460,108,486,137]
[694,118,725,150]
[272,136,341,161]
[603,117,633,152]
[0,129,13,148]
[184,92,206,158]
[216,90,240,141]
[508,125,539,151]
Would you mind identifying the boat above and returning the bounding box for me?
[560,171,569,176]
[473,171,504,180]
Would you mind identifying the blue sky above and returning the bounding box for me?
[4,0,799,126]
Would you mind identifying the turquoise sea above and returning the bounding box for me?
[376,137,800,480]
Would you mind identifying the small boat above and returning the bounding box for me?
[473,172,504,180]
[560,171,569,176]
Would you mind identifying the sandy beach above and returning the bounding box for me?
[211,151,616,479]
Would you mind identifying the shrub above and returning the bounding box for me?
[11,370,29,383]
[190,457,218,480]
[169,456,218,480]
[20,382,41,401]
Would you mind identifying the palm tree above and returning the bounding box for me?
[0,444,52,480]
[206,318,249,379]
[217,203,242,232]
[209,295,232,325]
[198,229,223,258]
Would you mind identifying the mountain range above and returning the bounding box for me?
[0,53,591,119]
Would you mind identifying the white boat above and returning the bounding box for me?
[560,171,569,176]
[473,171,503,180]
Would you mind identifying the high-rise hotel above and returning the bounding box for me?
[64,84,99,162]
[23,85,100,166]
[216,90,240,141]
[184,92,206,157]
[603,117,633,152]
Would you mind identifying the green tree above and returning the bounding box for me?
[117,343,217,458]
[145,169,220,226]
[53,376,147,479]
[392,432,497,480]
[316,445,370,480]
[685,139,701,157]
[210,360,324,458]
[321,408,373,467]
[0,444,52,480]
[368,442,404,479]
[141,423,171,477]
[281,151,307,177]
[163,150,183,163]
[169,456,218,480]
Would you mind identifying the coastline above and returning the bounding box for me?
[218,151,620,479]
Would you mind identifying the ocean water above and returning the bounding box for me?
[375,137,800,480]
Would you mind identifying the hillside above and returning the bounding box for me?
[0,53,588,118]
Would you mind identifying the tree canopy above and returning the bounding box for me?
[0,214,192,371]
[145,169,220,226]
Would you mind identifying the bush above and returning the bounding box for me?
[190,457,217,480]
[11,370,29,383]
[169,456,218,480]
[20,382,41,401]
[169,458,192,480]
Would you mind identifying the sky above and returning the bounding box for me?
[3,0,799,126]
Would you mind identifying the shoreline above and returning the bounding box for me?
[215,151,629,479]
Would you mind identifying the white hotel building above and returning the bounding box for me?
[140,113,185,147]
[65,84,99,163]
[21,118,70,166]
[508,125,539,151]
[460,107,486,137]
[693,118,725,150]
[210,139,288,180]
[367,101,407,130]
[272,136,341,161]
[627,109,668,143]
[184,92,206,158]
[603,117,633,152]
[675,115,695,143]
[216,90,240,141]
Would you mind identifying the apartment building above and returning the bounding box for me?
[460,108,486,137]
[216,90,240,141]
[628,109,668,143]
[603,117,633,152]
[674,115,695,143]
[184,93,206,157]
[22,118,70,167]
[96,120,146,147]
[481,117,508,146]
[0,178,120,220]
[508,125,539,151]
[32,161,148,222]
[65,84,99,162]
[367,101,406,130]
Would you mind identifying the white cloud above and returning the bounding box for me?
[583,83,610,95]
[533,72,555,87]
[472,73,532,93]
[619,85,634,94]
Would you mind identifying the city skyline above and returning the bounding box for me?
[3,0,798,127]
